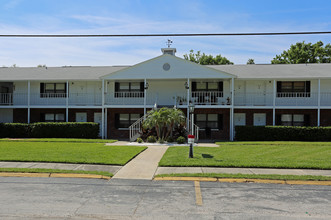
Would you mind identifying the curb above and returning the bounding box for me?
[0,172,111,180]
[154,177,331,186]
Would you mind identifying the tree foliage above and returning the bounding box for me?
[247,58,255,64]
[142,107,186,141]
[183,50,234,65]
[271,41,331,64]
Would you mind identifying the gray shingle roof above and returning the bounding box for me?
[208,63,331,79]
[1,63,331,81]
[0,66,127,81]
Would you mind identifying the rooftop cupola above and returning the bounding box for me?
[161,47,177,56]
[161,39,176,55]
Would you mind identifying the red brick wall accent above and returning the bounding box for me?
[107,108,144,140]
[194,108,230,140]
[275,109,317,126]
[13,109,28,123]
[234,109,273,126]
[68,109,101,122]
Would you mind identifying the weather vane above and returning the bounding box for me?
[166,39,173,48]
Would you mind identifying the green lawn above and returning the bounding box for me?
[0,141,146,165]
[0,138,117,143]
[159,142,331,169]
[0,168,113,177]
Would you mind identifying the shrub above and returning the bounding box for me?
[0,122,99,139]
[0,123,29,138]
[235,126,331,141]
[166,136,174,143]
[147,135,157,143]
[137,138,143,143]
[176,136,186,144]
[29,122,99,138]
[158,138,165,144]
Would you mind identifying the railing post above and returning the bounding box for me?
[101,79,105,139]
[144,79,147,116]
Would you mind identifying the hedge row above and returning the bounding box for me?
[0,122,99,139]
[235,126,331,141]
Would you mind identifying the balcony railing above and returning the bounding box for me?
[234,92,273,106]
[105,92,156,106]
[0,93,13,105]
[68,93,101,106]
[2,91,331,107]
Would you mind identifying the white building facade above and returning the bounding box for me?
[1,48,331,140]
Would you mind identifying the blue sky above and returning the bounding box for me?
[1,0,331,66]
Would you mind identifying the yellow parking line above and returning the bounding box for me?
[194,181,203,206]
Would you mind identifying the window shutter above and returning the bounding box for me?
[40,113,45,122]
[276,81,281,93]
[304,114,310,126]
[140,82,144,92]
[218,81,223,92]
[218,114,223,130]
[114,114,119,129]
[115,82,119,92]
[305,81,311,93]
[276,114,281,125]
[115,82,119,98]
[192,82,196,91]
[40,83,45,98]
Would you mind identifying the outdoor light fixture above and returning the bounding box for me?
[144,82,149,90]
[184,82,189,89]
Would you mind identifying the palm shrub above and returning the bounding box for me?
[142,107,186,141]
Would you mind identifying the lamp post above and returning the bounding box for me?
[188,103,195,158]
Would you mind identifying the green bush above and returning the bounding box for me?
[176,136,186,144]
[29,122,99,138]
[235,126,331,141]
[166,136,174,143]
[158,138,165,144]
[147,135,157,143]
[0,123,29,138]
[0,122,99,139]
[137,138,143,143]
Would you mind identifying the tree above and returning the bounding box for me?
[184,50,234,65]
[271,41,331,64]
[142,107,186,140]
[247,58,255,64]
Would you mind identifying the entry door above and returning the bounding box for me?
[254,113,266,126]
[254,81,266,105]
[94,112,102,137]
[76,112,87,122]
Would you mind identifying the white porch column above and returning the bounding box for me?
[273,80,276,126]
[230,78,234,141]
[66,81,69,122]
[27,81,30,124]
[187,78,190,130]
[101,79,105,139]
[105,108,108,139]
[144,78,147,116]
[318,79,321,126]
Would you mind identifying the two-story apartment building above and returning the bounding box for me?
[1,47,331,141]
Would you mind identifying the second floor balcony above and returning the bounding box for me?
[1,91,331,107]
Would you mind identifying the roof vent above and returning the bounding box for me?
[161,48,177,56]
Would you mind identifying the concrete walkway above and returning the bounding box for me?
[112,145,169,180]
[156,167,331,176]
